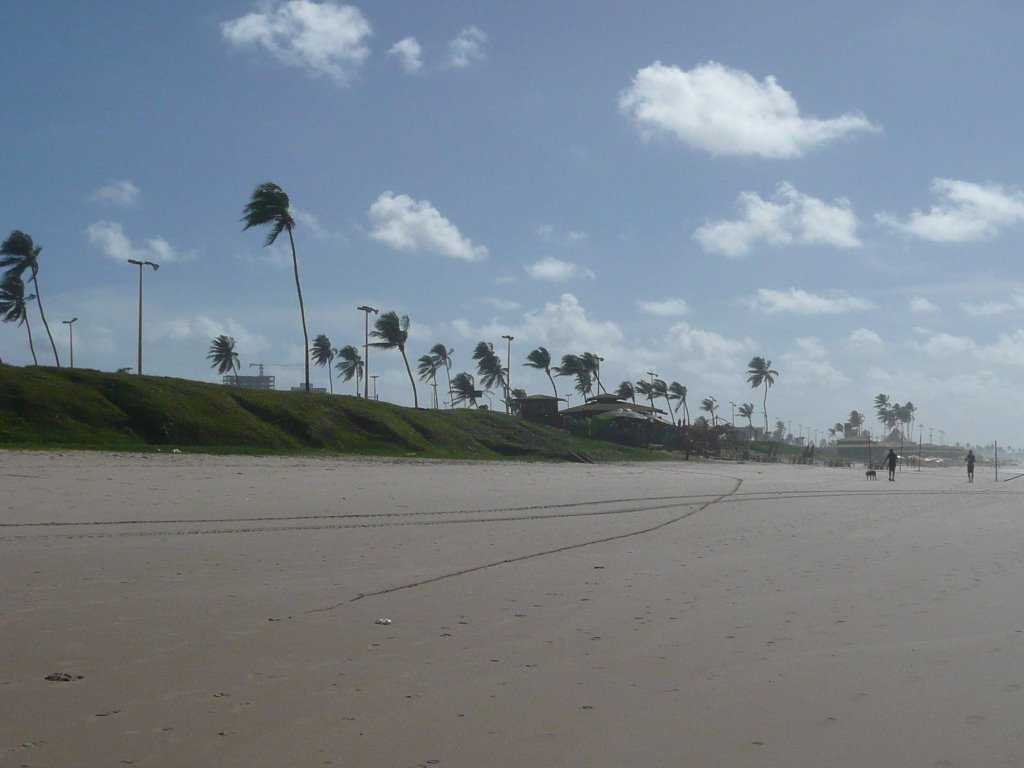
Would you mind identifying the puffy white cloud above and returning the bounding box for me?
[368,191,487,261]
[780,337,849,387]
[662,321,749,364]
[88,180,140,207]
[86,221,187,263]
[153,316,271,356]
[912,327,977,358]
[847,328,883,349]
[877,179,1024,242]
[519,294,624,351]
[619,61,879,158]
[222,1,371,83]
[694,182,860,257]
[525,257,595,282]
[388,36,422,73]
[446,26,486,68]
[753,287,873,314]
[637,298,690,317]
[536,224,587,245]
[909,296,939,313]
[961,295,1024,316]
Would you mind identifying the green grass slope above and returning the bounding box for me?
[0,366,663,461]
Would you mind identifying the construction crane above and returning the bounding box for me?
[249,362,301,377]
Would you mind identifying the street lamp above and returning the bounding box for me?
[729,401,736,427]
[918,424,924,471]
[357,305,378,399]
[62,317,78,369]
[127,259,159,375]
[501,334,514,414]
[596,356,605,394]
[370,374,379,401]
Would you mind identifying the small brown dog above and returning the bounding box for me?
[865,469,877,480]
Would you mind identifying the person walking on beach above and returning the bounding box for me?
[966,450,976,483]
[886,448,898,481]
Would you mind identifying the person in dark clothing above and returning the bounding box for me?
[966,450,976,483]
[886,448,898,481]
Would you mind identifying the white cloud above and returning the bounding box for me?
[694,182,860,257]
[368,191,487,261]
[478,297,520,311]
[780,336,849,387]
[519,293,624,352]
[222,1,371,83]
[153,316,271,356]
[619,61,879,158]
[536,224,587,245]
[87,221,188,264]
[525,257,595,282]
[912,327,977,358]
[446,26,486,68]
[662,321,749,363]
[909,296,939,313]
[388,36,422,73]
[88,180,140,207]
[961,295,1024,316]
[753,287,873,314]
[847,328,883,349]
[637,298,690,317]
[877,179,1024,242]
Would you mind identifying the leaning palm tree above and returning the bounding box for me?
[417,353,441,409]
[524,346,558,399]
[652,378,675,425]
[557,354,594,398]
[371,311,418,407]
[311,334,336,394]
[207,334,240,385]
[1,231,59,366]
[738,402,755,433]
[668,382,689,425]
[451,371,479,408]
[873,394,890,440]
[700,396,718,425]
[580,352,605,394]
[0,273,37,365]
[746,356,779,437]
[335,344,364,396]
[473,341,508,411]
[635,379,656,410]
[848,410,865,436]
[429,344,455,408]
[242,183,310,392]
[616,380,636,404]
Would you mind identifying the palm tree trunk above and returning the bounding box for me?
[24,317,38,365]
[546,369,558,399]
[762,385,769,437]
[444,364,454,409]
[286,228,310,392]
[31,276,60,367]
[663,394,675,426]
[327,366,333,395]
[400,349,419,408]
[232,361,239,386]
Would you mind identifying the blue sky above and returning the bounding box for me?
[5,1,1024,447]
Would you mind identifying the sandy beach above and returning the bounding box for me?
[3,450,1024,767]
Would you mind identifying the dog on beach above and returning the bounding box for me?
[865,469,877,480]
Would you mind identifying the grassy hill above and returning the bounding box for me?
[0,365,667,462]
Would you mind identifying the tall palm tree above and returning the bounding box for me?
[557,354,593,398]
[738,402,755,432]
[451,371,479,408]
[371,311,418,407]
[874,394,891,440]
[1,231,59,366]
[335,344,364,396]
[668,382,689,425]
[417,353,441,409]
[207,334,240,385]
[311,334,335,394]
[580,352,605,394]
[429,344,455,408]
[848,410,864,436]
[635,379,656,410]
[700,396,718,425]
[652,378,675,425]
[524,346,558,398]
[616,380,636,404]
[473,341,507,410]
[746,356,779,436]
[0,273,37,365]
[242,182,310,391]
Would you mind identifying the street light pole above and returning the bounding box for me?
[62,317,78,369]
[358,305,378,399]
[370,374,379,401]
[127,259,159,375]
[501,334,514,414]
[729,401,736,427]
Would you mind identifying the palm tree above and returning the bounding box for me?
[700,396,718,425]
[242,182,310,391]
[738,402,755,432]
[557,354,594,398]
[524,346,558,399]
[335,344,364,396]
[371,311,418,407]
[429,344,455,408]
[207,334,240,385]
[580,352,605,394]
[668,382,689,425]
[874,394,890,440]
[451,371,479,408]
[746,356,779,436]
[1,231,59,366]
[774,418,786,440]
[311,334,335,394]
[417,353,441,408]
[616,380,636,404]
[0,273,37,364]
[652,378,675,425]
[848,410,865,436]
[635,379,656,410]
[473,341,508,410]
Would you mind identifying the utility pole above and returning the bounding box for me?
[501,334,514,414]
[358,305,378,399]
[127,259,159,375]
[62,317,78,368]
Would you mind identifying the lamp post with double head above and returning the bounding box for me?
[62,317,78,369]
[501,334,514,414]
[357,305,378,399]
[127,259,159,375]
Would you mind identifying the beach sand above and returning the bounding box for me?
[2,450,1023,767]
